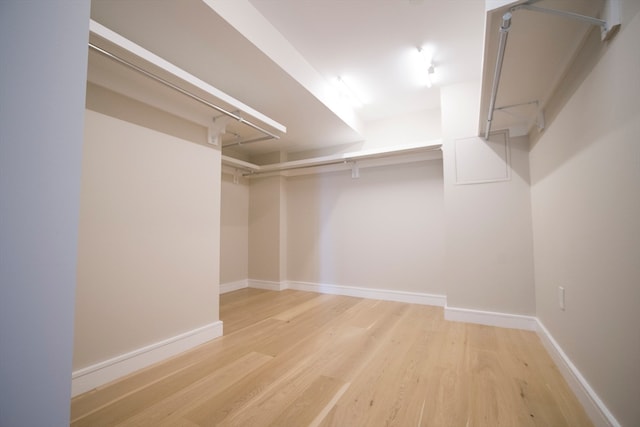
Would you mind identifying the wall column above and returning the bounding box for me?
[0,1,90,425]
[440,82,536,315]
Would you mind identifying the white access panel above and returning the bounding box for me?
[454,131,510,185]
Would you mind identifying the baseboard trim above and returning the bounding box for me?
[442,307,617,427]
[71,320,223,397]
[444,305,537,330]
[247,279,287,291]
[220,279,248,294]
[286,281,446,307]
[535,320,619,427]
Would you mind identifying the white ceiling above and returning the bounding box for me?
[88,0,608,159]
[249,0,486,122]
[88,0,485,158]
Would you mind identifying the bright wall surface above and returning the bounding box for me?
[0,1,90,425]
[286,161,445,294]
[249,176,287,282]
[74,91,221,370]
[529,4,640,426]
[443,134,536,314]
[441,82,536,315]
[221,174,250,284]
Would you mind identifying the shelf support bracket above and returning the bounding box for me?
[208,116,230,146]
[495,100,545,132]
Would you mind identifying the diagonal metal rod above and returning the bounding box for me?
[513,4,606,29]
[485,12,512,140]
[89,43,280,142]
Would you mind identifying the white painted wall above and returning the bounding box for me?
[74,97,221,370]
[249,176,287,282]
[0,1,90,425]
[220,174,250,284]
[286,161,445,294]
[441,82,536,315]
[529,4,640,426]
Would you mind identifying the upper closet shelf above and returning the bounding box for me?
[222,140,443,178]
[480,0,620,139]
[88,20,286,146]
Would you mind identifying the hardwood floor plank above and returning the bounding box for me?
[71,319,287,426]
[221,289,319,334]
[184,297,371,425]
[115,351,273,426]
[70,289,593,427]
[212,302,408,426]
[268,375,346,427]
[319,305,439,427]
[70,317,285,422]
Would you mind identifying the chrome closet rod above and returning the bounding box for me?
[88,43,280,142]
[223,135,274,148]
[484,12,512,140]
[244,145,442,176]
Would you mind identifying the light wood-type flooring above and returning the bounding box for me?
[71,289,592,426]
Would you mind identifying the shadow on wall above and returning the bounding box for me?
[528,4,640,184]
[86,83,208,147]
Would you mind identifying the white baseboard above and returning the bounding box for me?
[71,320,223,397]
[286,281,446,307]
[442,307,617,427]
[535,320,619,427]
[444,305,537,330]
[232,278,445,306]
[220,279,248,294]
[247,279,287,291]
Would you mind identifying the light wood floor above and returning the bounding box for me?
[71,289,592,426]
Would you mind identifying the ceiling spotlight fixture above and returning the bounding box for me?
[425,62,435,88]
[418,47,436,88]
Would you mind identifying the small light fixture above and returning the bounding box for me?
[425,62,435,88]
[418,47,436,88]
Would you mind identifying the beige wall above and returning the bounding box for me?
[248,176,286,282]
[220,173,249,284]
[529,4,640,426]
[74,90,221,370]
[440,82,536,315]
[286,161,446,294]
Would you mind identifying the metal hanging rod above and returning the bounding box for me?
[512,4,605,29]
[222,135,275,148]
[484,0,620,139]
[484,12,512,140]
[242,144,442,177]
[88,43,281,142]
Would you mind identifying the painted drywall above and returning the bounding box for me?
[74,98,221,370]
[0,1,90,425]
[248,176,287,282]
[286,161,445,294]
[441,82,536,315]
[362,107,442,150]
[221,173,250,284]
[529,4,640,426]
